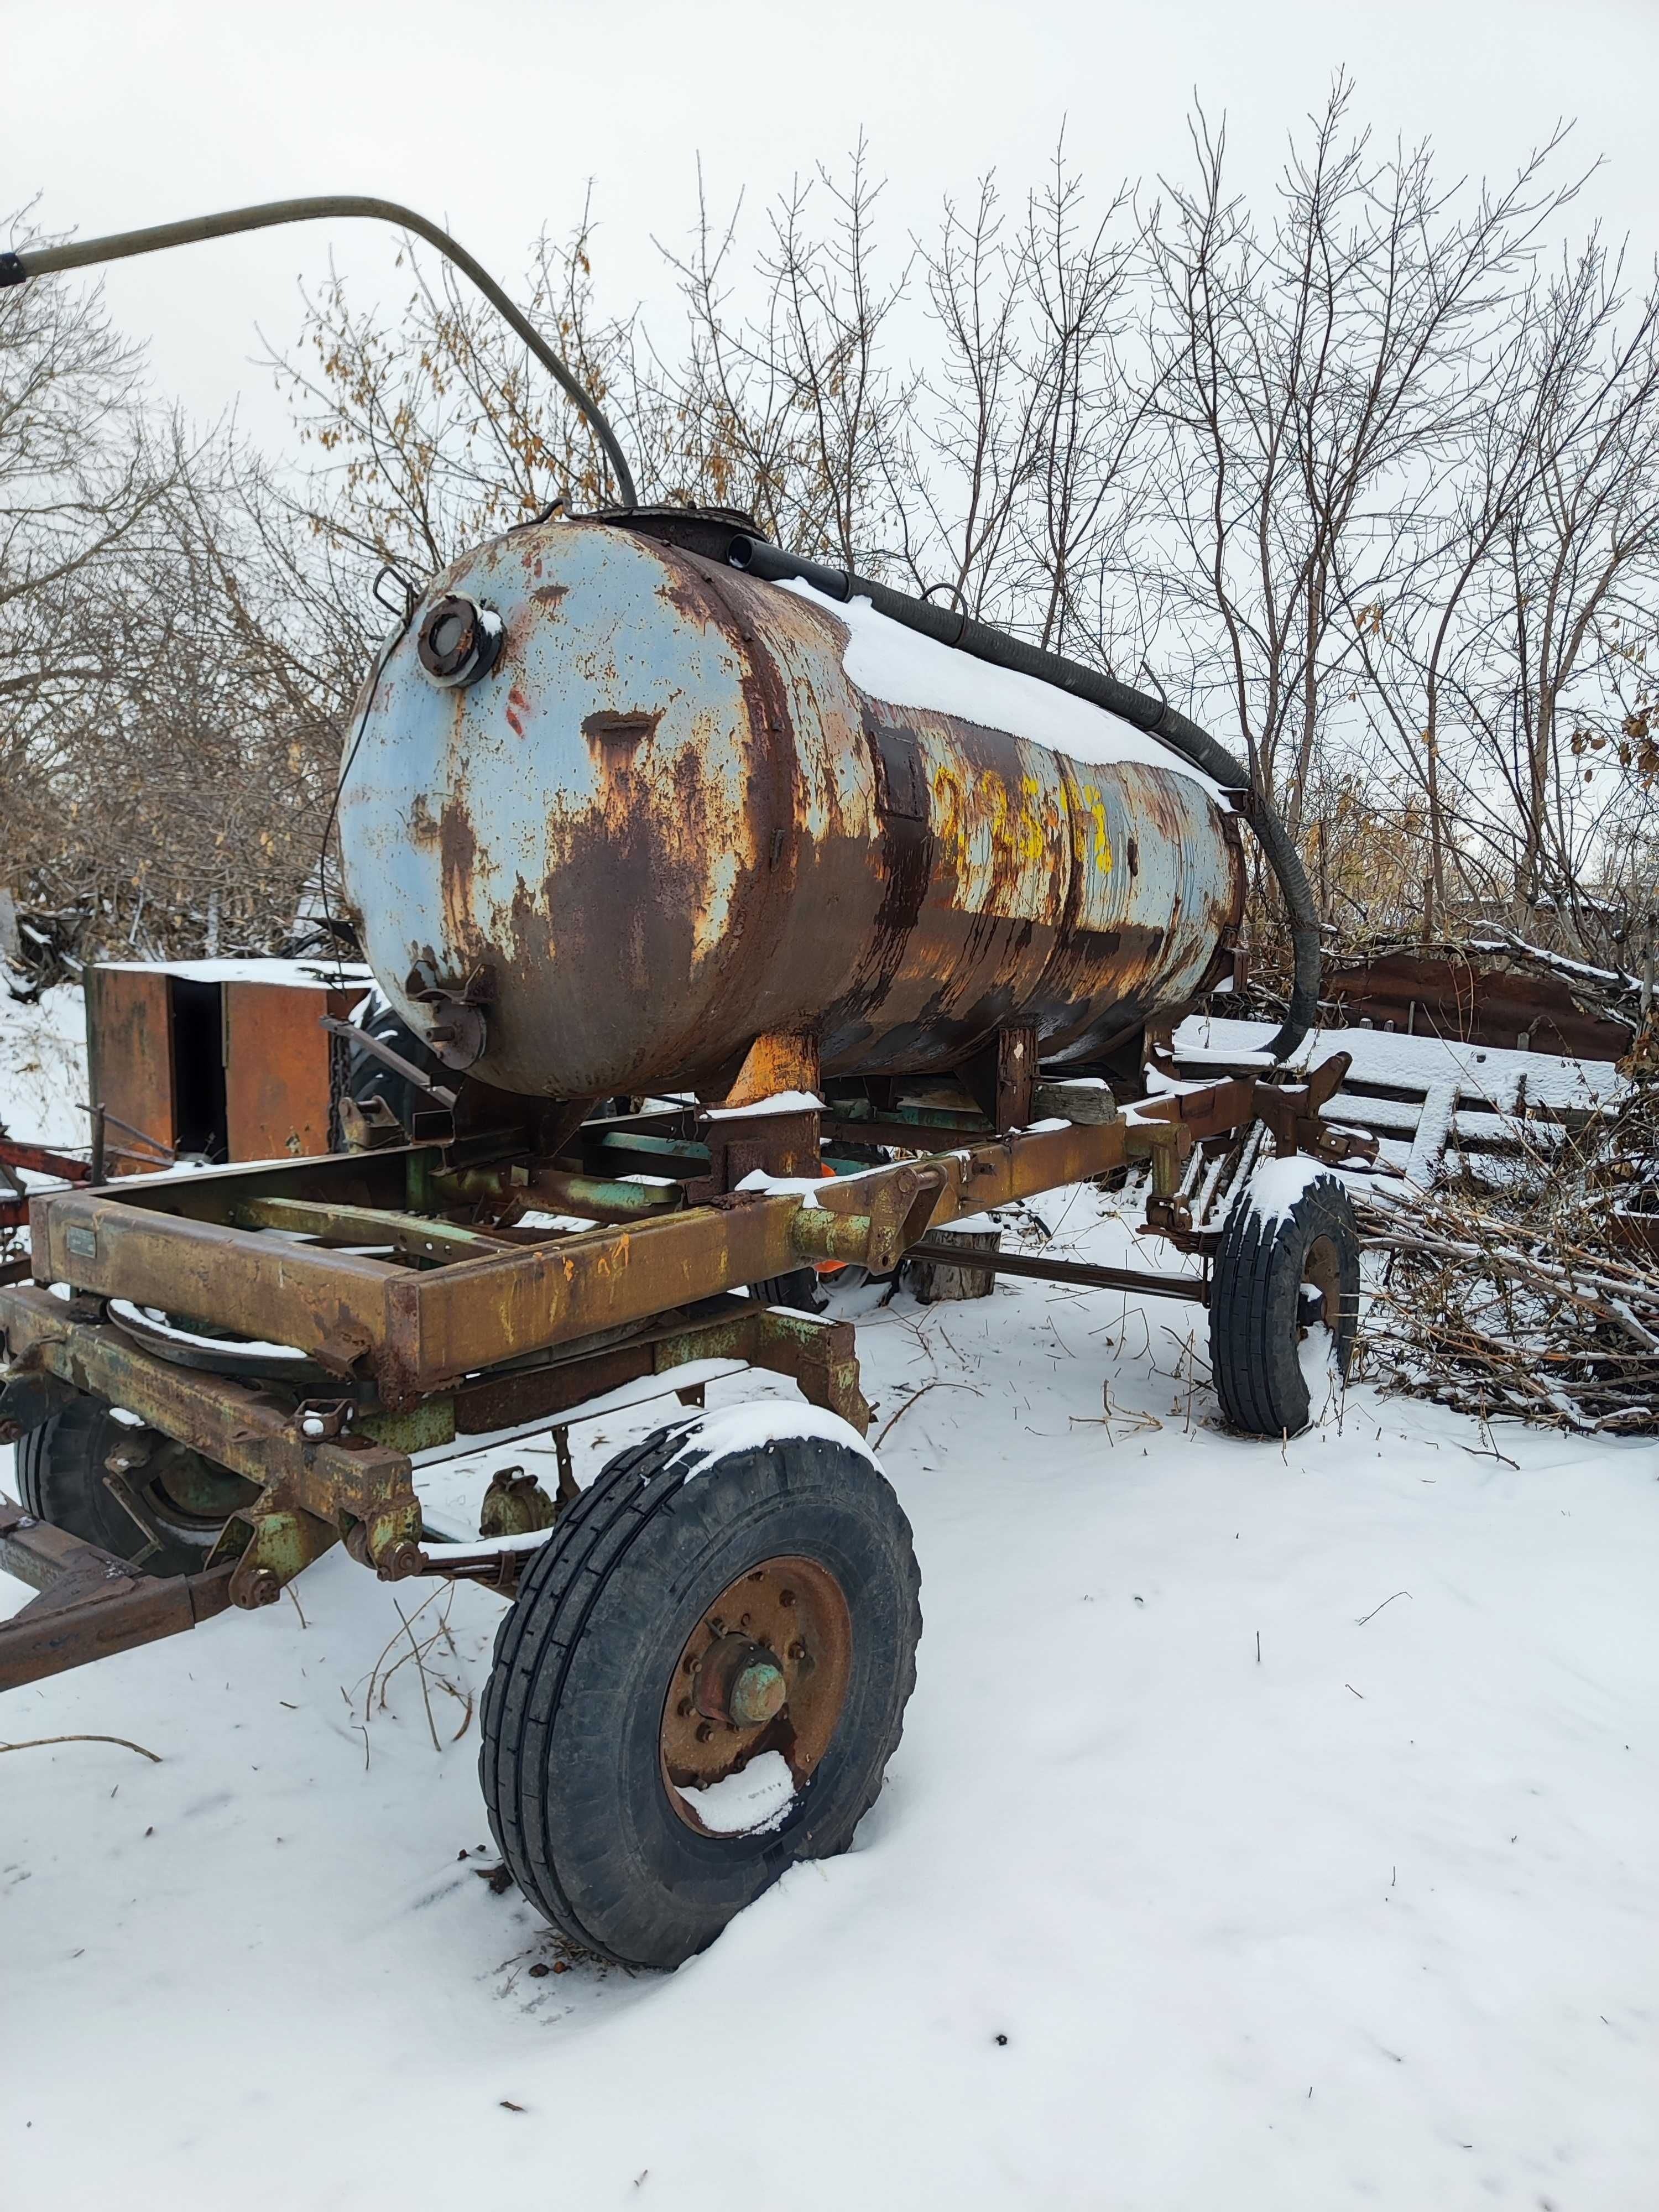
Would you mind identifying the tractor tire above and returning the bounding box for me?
[480,1413,921,1970]
[346,998,447,1136]
[17,1391,257,1577]
[747,1269,828,1314]
[1208,1168,1360,1438]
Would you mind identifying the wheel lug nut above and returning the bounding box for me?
[696,1721,713,1743]
[779,1590,796,1608]
[676,1697,692,1718]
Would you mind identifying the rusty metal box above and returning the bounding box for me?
[85,960,371,1171]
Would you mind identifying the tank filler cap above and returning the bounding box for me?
[416,595,503,689]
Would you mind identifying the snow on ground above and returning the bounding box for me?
[3,1000,1658,2209]
[0,984,91,1151]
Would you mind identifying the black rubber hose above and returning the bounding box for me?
[0,195,638,509]
[728,536,1319,1062]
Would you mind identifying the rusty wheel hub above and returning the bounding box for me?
[660,1553,852,1836]
[1299,1231,1340,1332]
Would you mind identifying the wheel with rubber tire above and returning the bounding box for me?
[347,995,447,1135]
[746,1267,827,1314]
[1208,1168,1359,1438]
[479,1410,921,1970]
[18,1392,258,1577]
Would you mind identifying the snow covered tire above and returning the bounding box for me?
[1209,1169,1359,1439]
[479,1416,921,1970]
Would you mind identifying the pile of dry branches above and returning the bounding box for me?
[1357,1070,1659,1434]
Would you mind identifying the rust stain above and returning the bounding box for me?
[438,799,485,964]
[582,708,663,758]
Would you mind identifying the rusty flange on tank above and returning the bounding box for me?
[660,1553,852,1834]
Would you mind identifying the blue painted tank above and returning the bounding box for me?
[337,519,1244,1099]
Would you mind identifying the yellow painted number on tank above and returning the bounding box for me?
[1078,784,1113,874]
[970,769,1049,867]
[931,760,968,873]
[931,760,1057,875]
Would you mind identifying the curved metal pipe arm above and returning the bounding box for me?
[0,194,638,508]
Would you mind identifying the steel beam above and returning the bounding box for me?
[0,1495,236,1693]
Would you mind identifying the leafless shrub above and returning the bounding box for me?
[1357,1073,1659,1433]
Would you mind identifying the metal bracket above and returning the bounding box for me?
[0,1368,77,1445]
[0,1492,235,1693]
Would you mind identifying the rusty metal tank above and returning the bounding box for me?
[337,518,1245,1099]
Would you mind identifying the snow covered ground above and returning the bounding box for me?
[0,984,92,1152]
[3,994,1658,2209]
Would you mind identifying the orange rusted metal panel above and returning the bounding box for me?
[222,982,356,1161]
[716,1030,821,1110]
[85,966,176,1171]
[1324,952,1633,1060]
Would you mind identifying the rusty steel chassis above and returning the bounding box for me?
[0,1056,1365,1693]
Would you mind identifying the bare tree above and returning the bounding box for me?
[656,141,910,564]
[1472,241,1659,948]
[1143,81,1572,845]
[0,204,181,904]
[270,197,643,578]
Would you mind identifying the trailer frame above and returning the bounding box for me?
[0,1050,1374,1692]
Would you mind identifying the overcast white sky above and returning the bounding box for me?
[8,0,1659,460]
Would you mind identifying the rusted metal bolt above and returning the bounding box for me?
[695,1721,714,1744]
[788,1641,807,1663]
[779,1589,796,1608]
[676,1697,693,1718]
[242,1568,283,1609]
[727,1656,787,1730]
[695,1635,779,1725]
[375,1540,426,1582]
